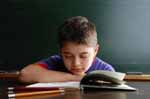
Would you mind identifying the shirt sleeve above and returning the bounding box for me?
[35,62,49,69]
[86,57,115,73]
[99,62,115,72]
[95,57,115,72]
[35,55,61,70]
[35,55,69,72]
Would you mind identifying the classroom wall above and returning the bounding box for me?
[0,0,150,73]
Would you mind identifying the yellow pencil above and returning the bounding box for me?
[8,89,64,98]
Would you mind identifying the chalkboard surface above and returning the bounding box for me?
[0,0,150,73]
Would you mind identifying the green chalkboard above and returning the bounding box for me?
[0,0,150,73]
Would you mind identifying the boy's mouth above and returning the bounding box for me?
[70,68,84,73]
[71,70,84,75]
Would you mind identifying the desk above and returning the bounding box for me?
[0,74,150,99]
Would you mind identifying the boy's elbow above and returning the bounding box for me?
[19,68,29,83]
[19,66,35,83]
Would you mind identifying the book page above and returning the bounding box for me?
[27,81,80,88]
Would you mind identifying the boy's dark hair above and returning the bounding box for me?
[58,16,98,48]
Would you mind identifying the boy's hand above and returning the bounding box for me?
[72,71,86,76]
[70,73,86,81]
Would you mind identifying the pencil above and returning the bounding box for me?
[15,93,64,99]
[8,89,65,98]
[8,87,63,92]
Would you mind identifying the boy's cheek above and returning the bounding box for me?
[63,62,72,70]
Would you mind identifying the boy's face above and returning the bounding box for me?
[61,42,99,75]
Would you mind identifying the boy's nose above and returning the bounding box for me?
[72,58,81,67]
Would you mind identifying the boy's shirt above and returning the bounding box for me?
[36,55,115,73]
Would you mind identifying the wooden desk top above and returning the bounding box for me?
[124,74,150,81]
[0,72,19,80]
[1,73,150,99]
[1,72,150,81]
[1,82,150,99]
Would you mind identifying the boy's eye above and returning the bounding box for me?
[63,55,72,58]
[80,54,89,58]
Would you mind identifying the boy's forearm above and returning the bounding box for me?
[36,70,84,83]
[19,64,83,83]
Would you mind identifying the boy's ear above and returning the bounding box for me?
[95,44,100,54]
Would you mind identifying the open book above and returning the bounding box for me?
[27,70,136,91]
[80,70,136,91]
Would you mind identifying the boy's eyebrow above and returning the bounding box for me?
[61,52,71,54]
[62,52,88,55]
[80,52,89,54]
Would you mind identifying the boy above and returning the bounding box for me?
[19,16,115,83]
